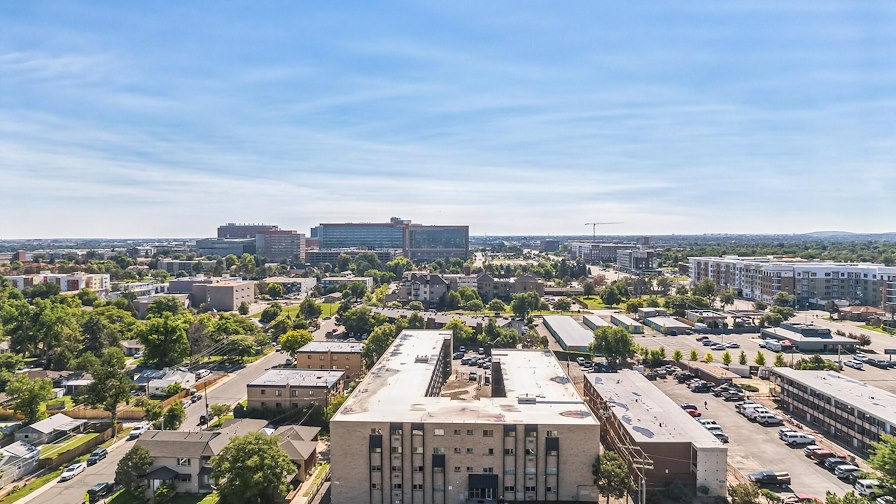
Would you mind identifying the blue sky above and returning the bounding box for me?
[1,1,894,238]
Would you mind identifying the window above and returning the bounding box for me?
[454,466,461,472]
[434,429,444,436]
[275,389,282,396]
[504,485,516,492]
[466,448,474,454]
[466,466,474,472]
[453,429,461,435]
[371,465,382,471]
[483,467,493,473]
[413,483,423,490]
[392,428,402,435]
[432,447,444,454]
[391,465,402,471]
[525,486,536,492]
[504,448,515,455]
[392,483,402,490]
[319,355,325,360]
[371,428,382,434]
[466,429,474,435]
[505,468,516,475]
[291,390,298,397]
[391,447,402,454]
[275,402,282,408]
[546,467,557,474]
[483,429,494,437]
[486,448,494,456]
[546,430,558,437]
[454,448,461,454]
[177,458,191,466]
[260,389,266,395]
[414,447,424,454]
[371,483,379,489]
[525,448,536,455]
[412,428,423,436]
[434,466,443,473]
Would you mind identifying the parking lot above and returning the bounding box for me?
[654,378,855,497]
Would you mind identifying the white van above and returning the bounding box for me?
[738,404,764,417]
[855,479,881,497]
[756,413,783,425]
[782,432,816,445]
[766,341,783,352]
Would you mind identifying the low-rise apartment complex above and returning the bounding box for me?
[584,370,728,497]
[296,341,364,379]
[771,368,896,455]
[246,369,344,411]
[689,256,896,309]
[330,330,600,504]
[4,272,110,293]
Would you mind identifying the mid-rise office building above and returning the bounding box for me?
[255,229,305,262]
[584,370,727,497]
[771,368,896,455]
[688,256,896,309]
[195,238,256,257]
[217,222,280,239]
[190,280,254,312]
[568,242,635,264]
[475,273,544,301]
[330,330,600,504]
[617,249,657,274]
[317,217,469,262]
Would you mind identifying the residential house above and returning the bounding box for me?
[133,368,197,397]
[14,414,86,446]
[475,273,544,301]
[0,442,40,487]
[120,339,144,357]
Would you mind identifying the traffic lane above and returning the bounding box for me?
[654,379,854,497]
[26,437,132,504]
[182,350,288,430]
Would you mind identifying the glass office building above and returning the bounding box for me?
[316,218,469,262]
[318,223,406,251]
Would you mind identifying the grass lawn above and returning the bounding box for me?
[250,302,340,319]
[0,467,65,504]
[109,491,218,504]
[302,463,330,497]
[209,414,234,428]
[45,396,74,412]
[577,296,608,309]
[39,433,99,459]
[859,324,896,335]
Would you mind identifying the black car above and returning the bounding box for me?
[748,471,791,487]
[86,447,108,466]
[88,481,115,502]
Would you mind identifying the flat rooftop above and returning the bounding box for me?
[762,326,856,344]
[542,315,594,349]
[248,369,344,388]
[587,370,722,447]
[610,313,641,325]
[332,330,596,426]
[299,341,362,353]
[582,314,611,327]
[646,317,691,328]
[371,307,512,327]
[772,368,896,425]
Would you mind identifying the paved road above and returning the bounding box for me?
[654,379,854,498]
[24,434,134,504]
[182,349,288,430]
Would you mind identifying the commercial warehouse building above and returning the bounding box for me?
[330,330,600,504]
[584,371,728,497]
[541,315,594,352]
[610,313,644,333]
[644,317,691,335]
[761,323,858,353]
[771,368,896,455]
[582,314,611,330]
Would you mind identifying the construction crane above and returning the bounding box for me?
[585,222,623,241]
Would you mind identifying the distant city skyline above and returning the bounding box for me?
[1,1,894,238]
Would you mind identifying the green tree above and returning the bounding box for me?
[824,491,874,504]
[76,288,99,307]
[84,348,132,432]
[590,327,635,367]
[158,401,186,430]
[7,375,53,423]
[728,482,761,504]
[510,292,541,319]
[299,298,322,320]
[210,403,232,421]
[719,289,735,311]
[625,298,644,314]
[408,301,425,311]
[486,299,506,312]
[754,300,768,310]
[722,351,732,366]
[869,434,896,489]
[146,296,186,318]
[81,305,139,356]
[140,313,190,368]
[116,445,153,495]
[824,300,840,315]
[361,323,396,369]
[704,352,714,363]
[592,450,634,504]
[444,318,474,348]
[692,279,718,305]
[238,301,250,316]
[325,393,348,421]
[259,303,282,324]
[279,329,313,355]
[672,349,683,363]
[755,351,767,366]
[689,349,699,361]
[774,353,787,367]
[212,432,294,504]
[739,350,748,365]
[655,276,673,295]
[773,291,795,307]
[141,399,162,423]
[340,306,383,336]
[554,298,573,312]
[600,287,622,306]
[267,313,293,338]
[267,283,284,298]
[407,311,425,329]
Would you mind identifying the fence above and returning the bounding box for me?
[38,426,117,469]
[63,405,146,421]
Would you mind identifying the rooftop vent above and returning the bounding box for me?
[414,355,429,363]
[517,396,537,405]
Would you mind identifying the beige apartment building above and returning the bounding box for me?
[330,330,600,504]
[296,341,364,380]
[195,280,254,312]
[246,369,344,411]
[689,256,896,309]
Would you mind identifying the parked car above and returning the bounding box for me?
[59,462,87,482]
[779,427,798,440]
[782,432,816,445]
[723,390,745,401]
[868,359,891,369]
[844,360,864,370]
[191,393,203,403]
[690,383,712,393]
[802,445,823,456]
[181,399,192,409]
[855,479,882,498]
[698,419,719,427]
[468,371,478,381]
[195,369,211,379]
[680,403,698,411]
[702,339,715,346]
[745,407,772,421]
[128,423,149,440]
[711,344,727,351]
[87,482,115,502]
[709,430,729,443]
[453,352,464,359]
[824,458,852,470]
[835,465,862,480]
[86,447,108,466]
[686,409,702,418]
[725,342,741,348]
[756,413,783,426]
[748,471,791,487]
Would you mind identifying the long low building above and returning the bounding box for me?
[582,314,611,330]
[542,315,594,352]
[330,330,600,504]
[584,370,727,498]
[771,368,896,456]
[644,317,692,335]
[761,323,857,352]
[610,313,644,333]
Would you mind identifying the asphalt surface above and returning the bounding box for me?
[654,378,854,498]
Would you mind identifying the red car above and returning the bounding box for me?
[687,409,702,418]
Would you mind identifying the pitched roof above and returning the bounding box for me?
[273,425,320,442]
[26,414,84,434]
[279,439,318,461]
[136,430,219,458]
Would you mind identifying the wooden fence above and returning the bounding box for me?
[39,425,118,469]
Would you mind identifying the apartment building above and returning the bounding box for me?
[475,273,544,301]
[296,341,364,379]
[195,280,254,311]
[397,273,449,307]
[617,249,657,275]
[689,256,896,309]
[771,368,896,455]
[255,229,305,262]
[246,369,345,411]
[156,260,217,275]
[4,272,110,293]
[584,371,728,497]
[568,242,635,264]
[330,330,600,504]
[321,276,374,291]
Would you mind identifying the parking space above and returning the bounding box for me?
[654,378,855,497]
